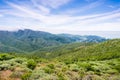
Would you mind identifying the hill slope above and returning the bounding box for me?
[57,39,120,61]
[0,29,106,53]
[30,39,120,61]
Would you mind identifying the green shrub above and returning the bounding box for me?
[64,59,73,65]
[14,58,24,64]
[29,70,47,79]
[78,69,86,78]
[62,66,68,72]
[43,67,54,74]
[114,64,120,72]
[47,64,55,69]
[0,64,10,70]
[78,62,92,71]
[57,72,65,80]
[27,59,36,70]
[21,72,31,80]
[70,64,79,72]
[106,69,118,74]
[0,54,14,60]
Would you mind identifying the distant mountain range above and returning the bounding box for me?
[0,29,107,53]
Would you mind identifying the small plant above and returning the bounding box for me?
[78,69,86,78]
[0,64,10,70]
[27,59,36,70]
[78,62,92,71]
[47,64,55,69]
[43,67,54,74]
[114,64,120,72]
[57,72,65,80]
[15,58,24,64]
[21,72,31,80]
[62,66,68,72]
[29,70,47,79]
[70,64,79,72]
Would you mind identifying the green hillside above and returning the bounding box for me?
[31,42,95,58]
[30,39,120,61]
[57,39,120,62]
[0,29,106,53]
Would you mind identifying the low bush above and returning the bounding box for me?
[69,64,79,72]
[27,59,36,70]
[114,64,120,72]
[21,72,31,80]
[0,54,14,60]
[43,67,54,74]
[77,62,92,71]
[47,64,55,69]
[57,72,65,80]
[29,70,47,79]
[0,63,10,70]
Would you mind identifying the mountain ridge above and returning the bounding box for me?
[0,29,107,53]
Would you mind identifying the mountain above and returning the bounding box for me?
[58,34,106,42]
[0,29,106,53]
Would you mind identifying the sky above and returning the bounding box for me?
[0,0,120,38]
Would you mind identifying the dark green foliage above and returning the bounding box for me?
[114,64,120,72]
[78,62,92,71]
[0,54,14,60]
[43,67,54,74]
[27,59,36,70]
[21,72,31,80]
[57,72,65,80]
[47,64,55,69]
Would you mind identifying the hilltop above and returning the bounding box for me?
[0,29,106,53]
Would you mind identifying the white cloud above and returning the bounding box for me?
[31,0,50,14]
[38,0,71,9]
[62,0,104,14]
[0,0,120,38]
[0,14,3,17]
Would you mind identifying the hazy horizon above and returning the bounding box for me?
[0,29,119,39]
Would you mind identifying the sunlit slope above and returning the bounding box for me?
[57,39,120,61]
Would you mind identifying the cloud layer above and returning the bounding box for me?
[0,0,120,37]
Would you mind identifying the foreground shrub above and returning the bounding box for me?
[29,70,47,79]
[0,63,10,70]
[14,58,26,64]
[27,59,36,70]
[78,62,92,71]
[43,67,54,74]
[21,72,31,80]
[114,64,120,72]
[0,54,14,60]
[57,72,65,80]
[69,64,79,72]
[47,64,55,69]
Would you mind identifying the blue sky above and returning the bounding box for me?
[0,0,120,38]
